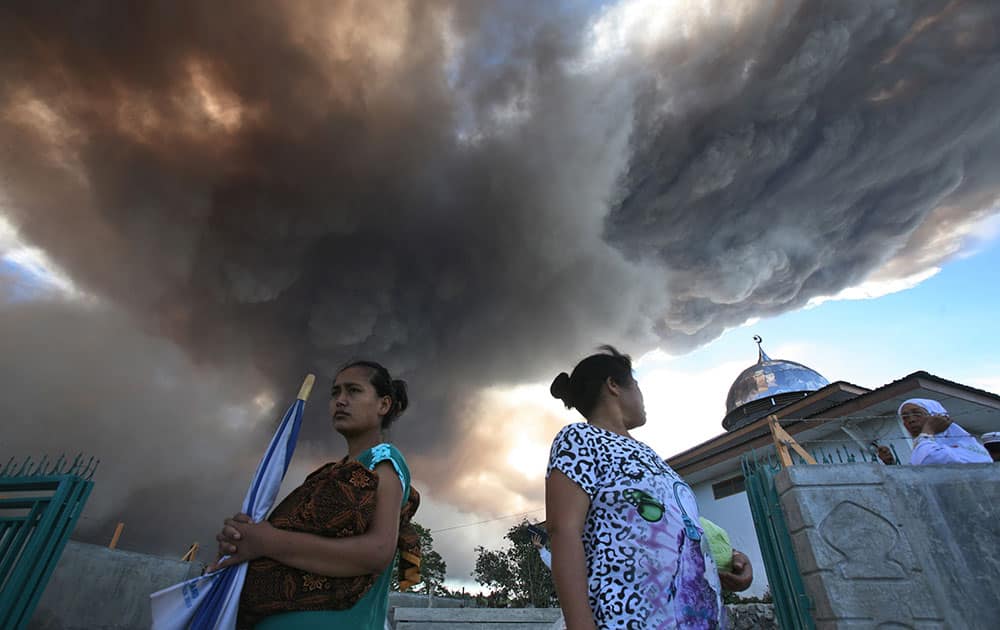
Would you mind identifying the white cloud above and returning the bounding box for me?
[3,246,84,297]
[0,212,89,301]
[633,358,747,457]
[808,205,1000,308]
[0,214,19,253]
[806,267,940,308]
[959,210,1000,258]
[583,0,755,69]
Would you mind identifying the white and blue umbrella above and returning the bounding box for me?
[150,374,315,630]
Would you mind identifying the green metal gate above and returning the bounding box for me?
[0,454,97,630]
[741,452,814,630]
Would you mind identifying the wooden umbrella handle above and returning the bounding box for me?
[297,374,316,401]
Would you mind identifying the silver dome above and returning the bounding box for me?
[723,337,829,429]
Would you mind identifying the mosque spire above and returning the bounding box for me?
[753,335,772,363]
[722,334,829,431]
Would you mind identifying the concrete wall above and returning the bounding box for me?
[388,604,776,629]
[29,541,201,630]
[27,543,470,630]
[776,463,1000,629]
[26,541,778,629]
[690,426,906,600]
[389,592,469,609]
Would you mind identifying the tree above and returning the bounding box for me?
[472,545,517,604]
[392,521,447,594]
[472,520,557,607]
[412,523,447,594]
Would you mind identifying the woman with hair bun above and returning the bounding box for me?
[211,360,420,629]
[545,346,751,629]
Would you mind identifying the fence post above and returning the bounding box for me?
[108,522,125,549]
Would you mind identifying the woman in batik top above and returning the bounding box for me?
[211,360,416,629]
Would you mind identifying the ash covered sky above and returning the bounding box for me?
[2,0,1000,588]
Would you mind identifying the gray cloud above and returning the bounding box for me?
[1,0,999,561]
[0,297,275,554]
[607,0,1000,349]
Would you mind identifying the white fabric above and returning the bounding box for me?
[981,431,1000,446]
[910,422,992,465]
[149,574,225,630]
[537,547,552,569]
[897,398,948,417]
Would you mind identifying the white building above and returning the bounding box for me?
[667,338,1000,597]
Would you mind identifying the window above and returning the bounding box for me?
[711,475,746,500]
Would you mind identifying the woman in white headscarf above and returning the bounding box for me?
[890,398,991,465]
[981,432,1000,462]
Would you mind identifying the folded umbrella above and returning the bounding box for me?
[150,374,315,630]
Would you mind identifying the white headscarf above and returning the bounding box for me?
[897,398,948,418]
[897,398,992,464]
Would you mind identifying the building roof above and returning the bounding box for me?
[667,371,1000,481]
[802,371,1000,421]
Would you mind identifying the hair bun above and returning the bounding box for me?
[550,372,574,408]
[391,379,409,416]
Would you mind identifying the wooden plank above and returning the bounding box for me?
[180,542,199,562]
[767,415,817,465]
[767,415,793,467]
[107,522,124,549]
[783,429,817,464]
[393,607,562,622]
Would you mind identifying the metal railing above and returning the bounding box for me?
[741,451,814,630]
[0,454,98,630]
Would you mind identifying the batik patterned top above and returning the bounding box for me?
[547,423,723,629]
[254,443,411,630]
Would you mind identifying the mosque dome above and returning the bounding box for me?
[722,336,830,431]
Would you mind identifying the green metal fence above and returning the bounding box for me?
[0,454,97,630]
[741,451,814,630]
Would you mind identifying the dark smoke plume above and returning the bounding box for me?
[2,0,1000,557]
[606,0,1000,348]
[0,297,272,552]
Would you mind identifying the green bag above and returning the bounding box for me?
[699,516,733,572]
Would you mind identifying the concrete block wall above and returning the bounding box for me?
[775,463,1000,629]
[27,543,476,629]
[20,542,781,628]
[29,541,202,630]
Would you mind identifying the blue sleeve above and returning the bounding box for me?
[366,443,411,504]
